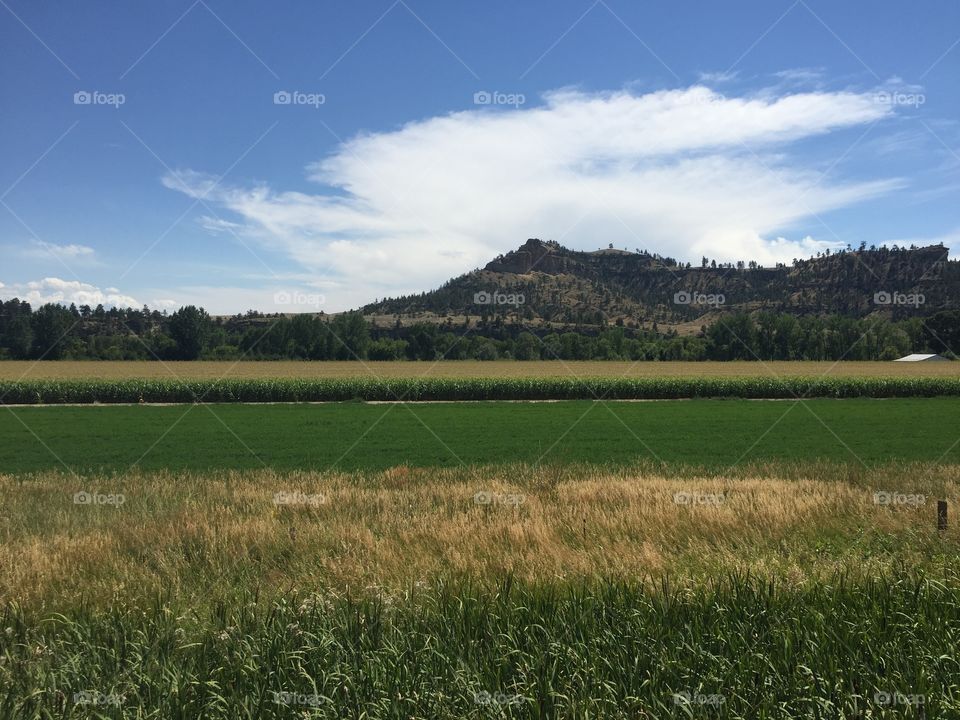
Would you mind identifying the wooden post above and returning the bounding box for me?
[937,500,947,531]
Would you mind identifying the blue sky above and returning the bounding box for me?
[1,0,958,313]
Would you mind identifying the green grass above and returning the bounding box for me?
[2,398,959,473]
[3,387,958,717]
[3,576,959,719]
[3,375,960,404]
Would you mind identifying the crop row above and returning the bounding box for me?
[2,375,960,403]
[3,575,959,718]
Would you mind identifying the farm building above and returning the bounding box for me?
[893,353,951,362]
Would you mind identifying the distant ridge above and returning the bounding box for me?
[363,238,955,327]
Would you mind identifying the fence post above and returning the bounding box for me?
[937,500,947,531]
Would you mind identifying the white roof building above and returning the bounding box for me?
[893,353,950,362]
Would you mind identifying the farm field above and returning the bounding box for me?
[6,375,960,404]
[2,462,959,716]
[5,463,957,611]
[3,370,960,717]
[1,358,958,380]
[2,398,960,473]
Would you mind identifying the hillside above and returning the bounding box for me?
[364,238,956,328]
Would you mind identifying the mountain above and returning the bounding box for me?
[362,238,956,330]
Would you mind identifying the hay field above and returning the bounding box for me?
[3,462,955,613]
[1,359,957,380]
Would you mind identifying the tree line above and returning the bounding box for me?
[0,298,956,361]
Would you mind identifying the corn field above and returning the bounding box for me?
[3,375,960,404]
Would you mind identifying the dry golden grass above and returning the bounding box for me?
[1,359,958,380]
[2,462,957,612]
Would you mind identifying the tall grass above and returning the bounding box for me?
[3,375,960,403]
[3,464,956,613]
[2,575,958,718]
[3,463,958,717]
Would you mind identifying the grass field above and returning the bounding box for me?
[3,363,960,717]
[2,463,959,717]
[2,398,959,473]
[3,463,955,612]
[1,359,958,380]
[5,574,959,718]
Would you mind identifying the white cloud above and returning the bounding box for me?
[146,285,328,316]
[197,215,244,235]
[697,70,739,84]
[880,229,960,254]
[0,278,140,308]
[163,85,902,311]
[24,240,96,262]
[774,67,825,83]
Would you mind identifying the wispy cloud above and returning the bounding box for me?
[197,215,245,235]
[697,70,739,84]
[23,240,96,262]
[774,67,825,83]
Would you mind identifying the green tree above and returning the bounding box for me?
[31,303,75,359]
[514,332,540,360]
[168,306,211,360]
[0,300,34,358]
[368,338,408,360]
[329,312,371,360]
[706,313,757,360]
[473,338,499,360]
[924,311,960,357]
